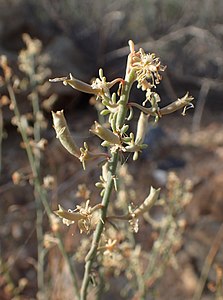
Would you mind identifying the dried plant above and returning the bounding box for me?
[49,40,194,299]
[0,35,79,300]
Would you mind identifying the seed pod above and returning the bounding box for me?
[65,74,101,94]
[90,121,120,145]
[129,92,194,117]
[52,110,80,158]
[160,92,194,115]
[50,73,100,94]
[135,112,148,144]
[134,186,160,217]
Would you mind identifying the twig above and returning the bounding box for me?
[192,80,210,132]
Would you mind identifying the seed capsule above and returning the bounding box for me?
[90,121,120,145]
[52,110,80,158]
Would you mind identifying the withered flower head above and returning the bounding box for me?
[54,201,102,234]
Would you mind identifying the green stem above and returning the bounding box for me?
[80,152,118,299]
[116,70,135,129]
[80,68,135,300]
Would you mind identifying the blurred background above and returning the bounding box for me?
[1,0,223,106]
[0,0,223,299]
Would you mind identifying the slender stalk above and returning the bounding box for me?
[80,152,118,299]
[30,66,44,293]
[80,68,135,300]
[9,81,45,294]
[7,83,80,299]
[31,91,41,169]
[57,231,80,297]
[143,219,169,281]
[36,193,44,294]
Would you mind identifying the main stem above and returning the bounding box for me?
[80,69,135,300]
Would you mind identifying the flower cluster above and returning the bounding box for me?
[129,40,166,91]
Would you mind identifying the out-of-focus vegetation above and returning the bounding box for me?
[0,1,223,299]
[0,0,223,105]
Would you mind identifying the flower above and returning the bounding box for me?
[99,239,118,256]
[91,68,123,100]
[128,204,139,233]
[128,41,166,90]
[54,200,102,234]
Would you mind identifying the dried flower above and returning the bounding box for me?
[11,170,30,186]
[29,138,48,151]
[129,40,166,90]
[0,95,10,106]
[79,142,110,170]
[128,205,139,233]
[50,213,60,233]
[76,184,91,200]
[43,175,55,190]
[0,55,12,81]
[43,233,58,248]
[98,239,118,256]
[12,171,23,185]
[91,69,123,100]
[54,201,102,234]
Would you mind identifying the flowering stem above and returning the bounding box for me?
[80,68,135,300]
[80,152,118,299]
